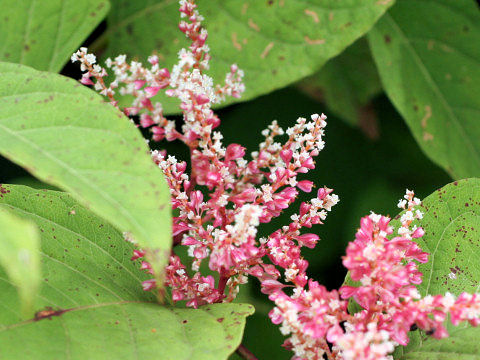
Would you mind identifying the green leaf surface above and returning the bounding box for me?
[299,37,382,127]
[393,178,480,359]
[0,0,110,72]
[0,185,254,359]
[101,0,394,112]
[0,62,171,279]
[0,195,40,317]
[368,0,480,179]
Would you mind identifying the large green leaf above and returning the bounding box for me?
[0,196,40,317]
[0,0,110,72]
[0,185,254,359]
[393,178,480,359]
[100,0,394,112]
[299,37,382,128]
[0,62,171,280]
[368,0,480,179]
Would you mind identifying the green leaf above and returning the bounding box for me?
[0,62,171,281]
[100,0,394,112]
[299,37,382,127]
[0,0,110,72]
[0,197,40,317]
[393,178,480,359]
[368,0,480,179]
[0,185,254,359]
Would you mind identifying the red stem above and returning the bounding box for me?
[217,274,229,295]
[236,344,258,360]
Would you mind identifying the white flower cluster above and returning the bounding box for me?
[335,322,395,360]
[397,189,423,239]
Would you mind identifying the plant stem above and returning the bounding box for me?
[218,274,229,294]
[236,344,258,360]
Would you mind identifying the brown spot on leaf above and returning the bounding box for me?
[421,105,432,129]
[34,307,66,321]
[231,33,242,50]
[304,36,325,45]
[248,19,260,32]
[260,42,274,58]
[241,3,248,14]
[304,9,319,23]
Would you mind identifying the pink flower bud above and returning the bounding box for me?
[152,126,165,141]
[300,202,310,217]
[158,68,170,78]
[148,55,159,65]
[269,308,283,325]
[142,279,156,291]
[131,249,145,261]
[140,114,154,128]
[412,226,425,238]
[280,149,293,164]
[172,290,184,301]
[173,222,190,236]
[225,144,245,161]
[80,74,94,85]
[301,157,315,169]
[194,94,210,105]
[261,279,286,295]
[145,86,161,98]
[182,236,199,246]
[134,80,146,90]
[297,180,314,193]
[294,233,319,248]
[190,190,204,212]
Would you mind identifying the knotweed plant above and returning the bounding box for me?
[71,1,480,359]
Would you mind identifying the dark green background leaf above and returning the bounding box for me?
[299,37,382,128]
[368,0,480,178]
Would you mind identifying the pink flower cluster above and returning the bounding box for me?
[72,1,480,359]
[269,191,480,360]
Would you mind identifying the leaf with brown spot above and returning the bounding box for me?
[0,185,254,359]
[0,63,172,282]
[0,0,109,72]
[391,178,480,359]
[369,0,480,178]
[98,0,394,112]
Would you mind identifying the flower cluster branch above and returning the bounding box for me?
[72,1,480,359]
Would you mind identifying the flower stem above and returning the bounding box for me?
[236,344,258,360]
